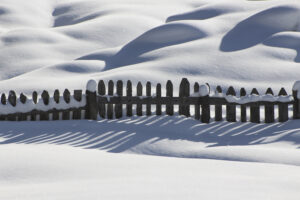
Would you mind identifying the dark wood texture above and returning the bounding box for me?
[98,80,106,118]
[40,90,50,120]
[179,78,190,117]
[194,82,200,120]
[226,86,236,122]
[146,82,151,116]
[62,89,71,120]
[215,86,222,121]
[115,80,123,119]
[278,88,288,122]
[240,88,247,122]
[53,89,60,120]
[126,80,133,117]
[107,80,114,119]
[250,88,260,123]
[73,90,82,120]
[265,88,274,123]
[136,82,143,116]
[156,83,162,115]
[293,90,300,119]
[166,80,173,115]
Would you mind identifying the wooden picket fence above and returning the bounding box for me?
[1,78,300,123]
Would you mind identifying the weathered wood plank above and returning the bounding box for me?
[215,86,222,121]
[40,90,50,121]
[98,80,106,118]
[73,90,82,120]
[179,78,190,117]
[62,89,71,120]
[156,83,162,115]
[115,80,123,119]
[226,86,236,122]
[52,90,60,120]
[136,82,143,116]
[18,93,27,121]
[265,88,274,123]
[293,90,300,119]
[7,91,17,121]
[250,88,260,123]
[146,82,151,116]
[107,80,114,119]
[278,88,288,122]
[201,85,210,123]
[31,91,38,121]
[126,80,133,117]
[240,88,247,122]
[166,80,174,116]
[194,82,200,120]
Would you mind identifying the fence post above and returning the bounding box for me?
[179,78,190,117]
[18,93,27,121]
[31,91,38,121]
[215,86,222,121]
[7,91,17,121]
[166,80,173,116]
[240,88,247,122]
[278,88,288,122]
[40,90,50,121]
[98,80,106,118]
[293,81,300,119]
[115,80,123,119]
[250,88,260,123]
[73,90,82,120]
[156,83,162,115]
[107,80,114,119]
[200,84,210,123]
[0,94,6,120]
[136,82,143,116]
[226,86,236,122]
[85,80,98,120]
[265,88,274,123]
[194,82,200,120]
[146,82,151,116]
[126,80,133,117]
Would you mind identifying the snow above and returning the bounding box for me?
[1,0,300,199]
[86,79,97,92]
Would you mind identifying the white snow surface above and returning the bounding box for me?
[1,0,300,199]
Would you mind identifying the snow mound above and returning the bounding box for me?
[220,4,300,51]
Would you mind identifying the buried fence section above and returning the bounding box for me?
[0,78,300,123]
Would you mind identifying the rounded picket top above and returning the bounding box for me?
[216,85,222,93]
[116,80,123,96]
[126,80,132,96]
[137,82,143,96]
[251,88,259,95]
[108,80,114,95]
[1,93,6,105]
[98,80,106,95]
[240,88,246,97]
[63,89,71,103]
[20,93,27,104]
[86,79,97,92]
[32,91,38,104]
[166,80,173,97]
[278,88,287,96]
[8,90,17,107]
[54,90,60,103]
[226,86,236,96]
[179,78,190,97]
[265,88,274,95]
[41,90,50,105]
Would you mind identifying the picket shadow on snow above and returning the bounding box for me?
[0,114,299,154]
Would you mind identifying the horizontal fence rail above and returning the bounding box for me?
[0,78,300,123]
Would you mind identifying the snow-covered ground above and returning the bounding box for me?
[1,0,300,199]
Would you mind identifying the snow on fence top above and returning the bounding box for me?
[0,78,300,123]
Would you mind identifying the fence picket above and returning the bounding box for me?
[240,88,247,122]
[126,80,133,117]
[62,89,71,120]
[293,89,300,119]
[156,83,162,115]
[137,82,143,116]
[18,93,27,121]
[53,90,60,120]
[7,91,17,121]
[265,88,274,123]
[31,91,38,121]
[98,80,106,118]
[40,90,50,120]
[107,80,114,119]
[215,86,222,121]
[73,90,82,120]
[115,80,123,118]
[278,88,288,122]
[201,84,210,123]
[194,82,200,120]
[226,86,236,122]
[0,94,6,120]
[250,88,260,123]
[179,78,190,117]
[166,80,173,116]
[146,82,151,116]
